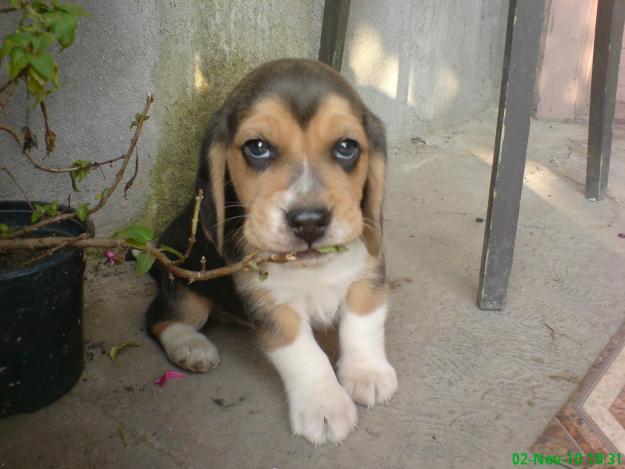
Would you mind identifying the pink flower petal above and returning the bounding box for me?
[154,370,186,387]
[104,250,116,266]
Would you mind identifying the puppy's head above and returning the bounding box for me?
[198,59,386,261]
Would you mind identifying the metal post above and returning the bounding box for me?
[477,0,546,310]
[318,0,350,72]
[586,0,625,201]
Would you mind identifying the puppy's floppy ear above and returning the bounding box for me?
[196,113,229,256]
[362,110,387,258]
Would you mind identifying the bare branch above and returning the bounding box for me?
[0,124,21,145]
[40,101,56,156]
[5,94,154,239]
[0,80,17,111]
[0,235,299,283]
[22,148,77,173]
[0,166,33,210]
[123,149,140,198]
[19,233,90,267]
[172,189,203,266]
[87,94,154,213]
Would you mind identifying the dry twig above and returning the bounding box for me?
[0,235,299,282]
[172,189,203,266]
[123,149,140,197]
[19,233,90,267]
[5,94,154,239]
[0,166,33,210]
[0,123,21,145]
[40,101,56,156]
[0,80,17,111]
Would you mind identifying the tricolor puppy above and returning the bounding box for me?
[146,58,397,445]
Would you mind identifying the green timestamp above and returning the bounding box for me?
[512,452,623,465]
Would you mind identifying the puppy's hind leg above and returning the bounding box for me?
[147,283,220,373]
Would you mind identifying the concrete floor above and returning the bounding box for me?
[2,113,625,469]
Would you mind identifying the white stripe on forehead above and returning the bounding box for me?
[293,161,314,193]
[281,161,321,208]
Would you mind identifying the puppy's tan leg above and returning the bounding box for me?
[149,288,220,373]
[337,278,397,408]
[259,305,358,445]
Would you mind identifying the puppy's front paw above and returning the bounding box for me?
[160,324,220,373]
[289,380,358,445]
[338,359,397,408]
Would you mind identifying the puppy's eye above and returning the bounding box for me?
[242,139,274,169]
[332,138,360,170]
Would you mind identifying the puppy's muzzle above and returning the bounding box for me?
[286,207,331,247]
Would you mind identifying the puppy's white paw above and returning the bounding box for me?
[338,359,397,408]
[289,380,358,445]
[160,324,220,373]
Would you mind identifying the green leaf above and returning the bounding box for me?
[109,341,141,366]
[159,244,183,259]
[95,188,109,201]
[31,204,48,223]
[32,1,54,12]
[123,239,145,250]
[27,68,47,102]
[129,113,150,130]
[69,171,79,191]
[8,47,30,79]
[51,62,59,86]
[55,2,89,16]
[23,5,45,23]
[27,66,46,85]
[73,159,92,169]
[0,33,30,59]
[31,202,60,222]
[6,33,30,47]
[44,201,59,216]
[9,0,21,9]
[76,203,89,222]
[114,225,154,246]
[31,210,42,223]
[136,251,155,275]
[43,10,78,49]
[68,160,92,191]
[29,50,55,81]
[30,32,56,52]
[0,223,10,233]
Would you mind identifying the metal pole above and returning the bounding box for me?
[478,0,546,310]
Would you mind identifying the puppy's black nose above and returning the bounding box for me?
[286,208,330,246]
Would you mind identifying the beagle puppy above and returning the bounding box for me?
[146,58,396,445]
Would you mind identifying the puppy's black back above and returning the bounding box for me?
[145,199,247,336]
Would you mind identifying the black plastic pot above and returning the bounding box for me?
[0,201,93,417]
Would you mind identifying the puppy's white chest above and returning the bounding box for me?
[262,241,368,325]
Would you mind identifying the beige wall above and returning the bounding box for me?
[537,0,597,121]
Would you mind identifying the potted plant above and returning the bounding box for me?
[0,0,153,416]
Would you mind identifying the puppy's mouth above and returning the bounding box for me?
[290,249,326,261]
[260,245,347,264]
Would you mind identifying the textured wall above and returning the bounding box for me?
[1,1,507,231]
[342,0,508,141]
[0,0,324,233]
